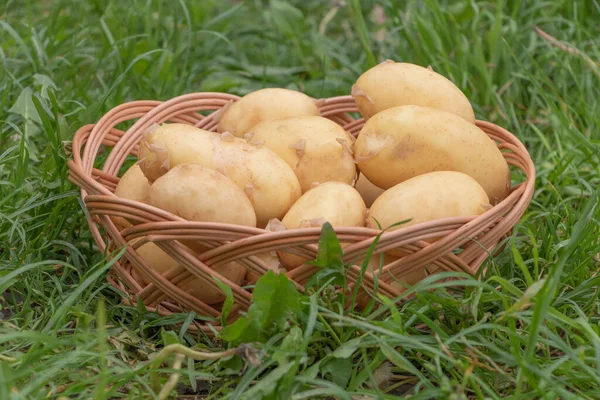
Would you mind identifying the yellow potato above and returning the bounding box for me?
[149,163,257,227]
[139,123,302,227]
[217,88,320,137]
[133,242,245,305]
[354,173,384,208]
[278,182,366,268]
[115,164,151,203]
[112,164,151,229]
[355,105,510,203]
[352,60,475,122]
[247,116,356,192]
[138,123,215,182]
[368,171,490,231]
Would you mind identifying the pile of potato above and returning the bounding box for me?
[113,60,510,303]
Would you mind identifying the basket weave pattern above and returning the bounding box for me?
[68,93,535,331]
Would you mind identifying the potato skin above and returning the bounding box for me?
[279,182,367,268]
[361,172,487,295]
[368,171,490,231]
[138,123,215,183]
[352,61,475,123]
[355,105,510,203]
[139,123,302,227]
[118,144,248,300]
[248,116,357,192]
[282,182,366,229]
[150,163,257,227]
[112,164,152,229]
[134,242,245,305]
[354,173,385,208]
[217,88,320,137]
[115,164,151,203]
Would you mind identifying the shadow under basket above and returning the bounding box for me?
[67,93,535,335]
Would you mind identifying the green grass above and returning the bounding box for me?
[1,0,600,398]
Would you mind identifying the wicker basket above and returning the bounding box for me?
[68,93,535,333]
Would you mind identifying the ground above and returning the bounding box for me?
[1,1,599,399]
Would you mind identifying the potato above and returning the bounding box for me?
[115,164,151,203]
[354,105,510,203]
[112,164,152,229]
[368,171,490,231]
[358,171,482,298]
[133,242,245,305]
[138,123,214,182]
[217,88,320,137]
[139,123,302,227]
[247,116,357,192]
[352,60,475,122]
[148,164,271,292]
[278,182,367,268]
[281,182,366,231]
[150,163,257,227]
[354,173,384,208]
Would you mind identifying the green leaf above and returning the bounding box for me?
[272,325,303,363]
[8,87,42,124]
[447,1,476,23]
[160,328,179,346]
[499,278,546,320]
[347,349,387,391]
[32,74,58,100]
[304,223,349,301]
[350,232,384,312]
[312,222,344,270]
[241,360,295,400]
[219,355,245,375]
[346,0,376,68]
[220,314,260,344]
[332,337,362,359]
[243,64,305,77]
[252,272,301,328]
[321,357,353,388]
[525,190,599,364]
[220,271,301,345]
[43,247,126,332]
[304,359,322,380]
[8,87,41,163]
[214,276,234,326]
[268,0,305,38]
[379,342,430,384]
[511,235,534,286]
[377,295,404,331]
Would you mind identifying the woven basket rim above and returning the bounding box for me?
[67,92,536,333]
